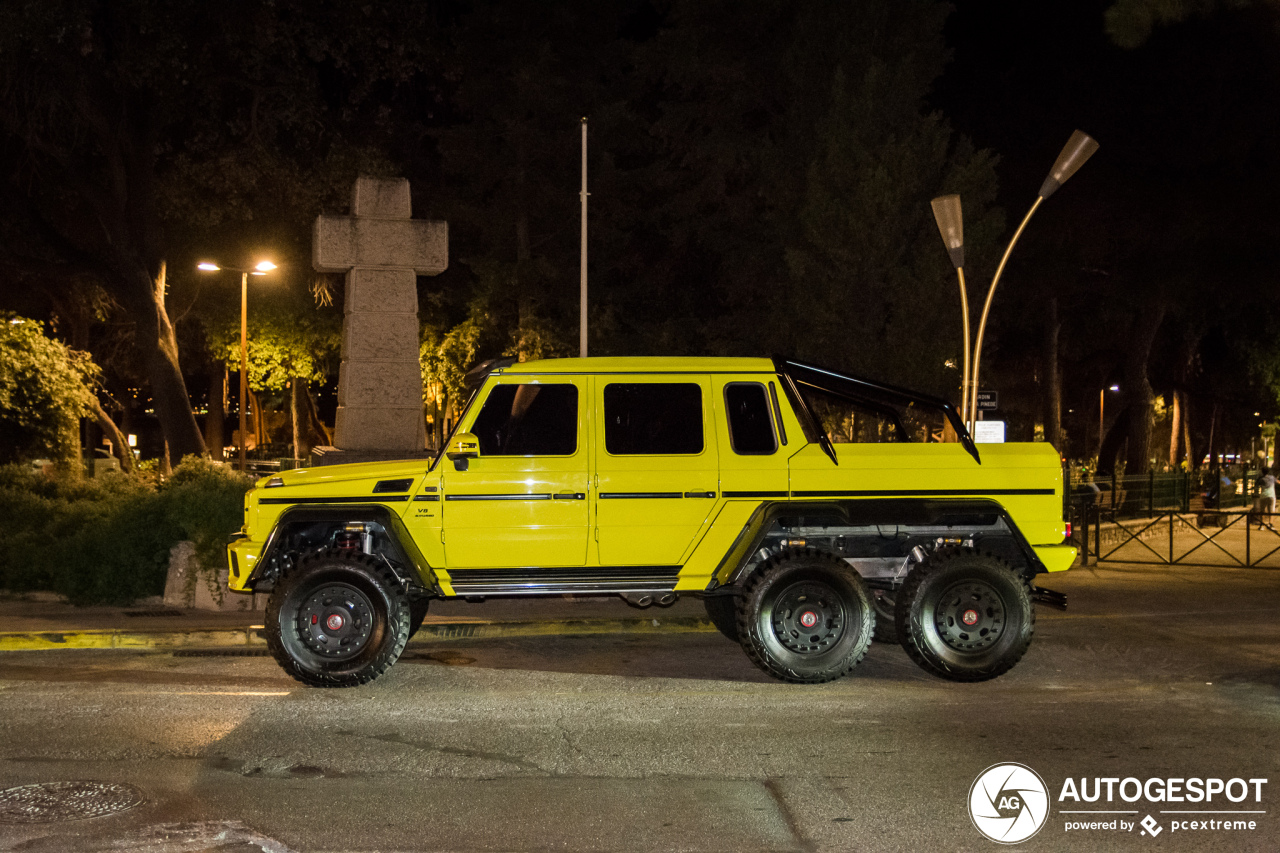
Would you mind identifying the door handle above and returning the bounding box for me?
[555,491,586,500]
[684,491,717,498]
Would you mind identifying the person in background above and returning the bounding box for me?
[1256,467,1276,530]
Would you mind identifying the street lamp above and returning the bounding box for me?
[930,130,1099,434]
[197,260,277,471]
[1099,384,1120,459]
[930,194,969,424]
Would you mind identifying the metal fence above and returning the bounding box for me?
[1068,469,1264,521]
[1071,504,1280,568]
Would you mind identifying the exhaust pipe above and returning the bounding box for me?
[654,592,678,607]
[622,593,654,608]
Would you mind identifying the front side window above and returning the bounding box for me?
[470,383,578,456]
[604,383,703,454]
[724,383,777,455]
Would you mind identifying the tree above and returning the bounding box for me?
[0,315,97,465]
[203,290,341,461]
[0,0,443,461]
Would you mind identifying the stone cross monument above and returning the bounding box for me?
[312,177,447,463]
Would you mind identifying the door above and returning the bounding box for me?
[714,377,790,499]
[593,376,719,566]
[441,377,589,568]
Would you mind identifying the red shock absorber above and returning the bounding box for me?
[335,530,361,551]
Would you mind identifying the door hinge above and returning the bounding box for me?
[593,527,600,541]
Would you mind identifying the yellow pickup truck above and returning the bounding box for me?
[228,356,1073,687]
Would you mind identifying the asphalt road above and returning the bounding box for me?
[0,562,1275,853]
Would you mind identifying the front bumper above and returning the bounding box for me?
[227,536,264,592]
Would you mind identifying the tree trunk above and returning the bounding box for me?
[1183,397,1195,470]
[205,365,226,462]
[290,378,309,462]
[304,388,332,448]
[1044,297,1062,451]
[87,396,135,474]
[1168,390,1182,469]
[121,262,207,462]
[1120,303,1167,475]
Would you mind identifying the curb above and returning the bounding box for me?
[0,616,719,652]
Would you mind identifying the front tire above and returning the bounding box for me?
[895,548,1033,682]
[266,549,410,687]
[737,549,874,684]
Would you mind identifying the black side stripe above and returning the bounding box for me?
[259,495,410,505]
[413,495,441,502]
[598,492,683,499]
[788,488,1055,497]
[445,494,552,501]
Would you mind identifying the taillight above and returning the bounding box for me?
[1064,522,1073,540]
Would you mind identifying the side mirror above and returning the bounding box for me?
[446,432,480,471]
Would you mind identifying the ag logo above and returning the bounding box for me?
[968,763,1050,844]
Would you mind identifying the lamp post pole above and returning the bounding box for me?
[930,130,1099,437]
[198,260,277,471]
[240,271,249,472]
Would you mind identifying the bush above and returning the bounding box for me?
[0,458,253,605]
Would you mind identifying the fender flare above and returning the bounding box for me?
[247,505,438,595]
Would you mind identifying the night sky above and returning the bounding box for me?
[2,0,1278,471]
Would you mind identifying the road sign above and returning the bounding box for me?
[975,390,998,411]
[972,420,1006,443]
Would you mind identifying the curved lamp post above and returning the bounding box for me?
[197,260,277,470]
[931,130,1099,434]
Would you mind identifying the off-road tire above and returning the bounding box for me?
[895,548,1033,682]
[736,548,874,684]
[266,549,410,687]
[407,597,430,640]
[871,589,898,644]
[703,594,740,642]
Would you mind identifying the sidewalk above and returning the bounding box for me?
[0,594,716,652]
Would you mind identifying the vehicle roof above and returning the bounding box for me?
[498,356,777,374]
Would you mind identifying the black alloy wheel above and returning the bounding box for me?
[266,549,410,687]
[895,548,1034,682]
[737,548,874,684]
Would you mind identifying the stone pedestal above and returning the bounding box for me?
[313,177,448,461]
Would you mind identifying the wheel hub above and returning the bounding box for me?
[296,583,374,660]
[771,582,844,654]
[934,580,1005,652]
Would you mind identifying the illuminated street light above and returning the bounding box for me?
[931,130,1099,435]
[197,259,278,470]
[1100,384,1121,459]
[930,194,969,425]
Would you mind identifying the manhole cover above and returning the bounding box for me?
[0,781,144,823]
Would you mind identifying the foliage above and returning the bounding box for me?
[0,316,99,465]
[202,290,342,392]
[0,458,252,605]
[1104,0,1253,48]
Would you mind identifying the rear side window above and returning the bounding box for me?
[724,383,777,455]
[604,383,703,454]
[470,383,578,455]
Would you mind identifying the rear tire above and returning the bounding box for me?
[703,595,740,642]
[895,548,1033,682]
[737,549,874,684]
[266,549,410,687]
[871,589,898,644]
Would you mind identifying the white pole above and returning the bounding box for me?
[580,117,588,358]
